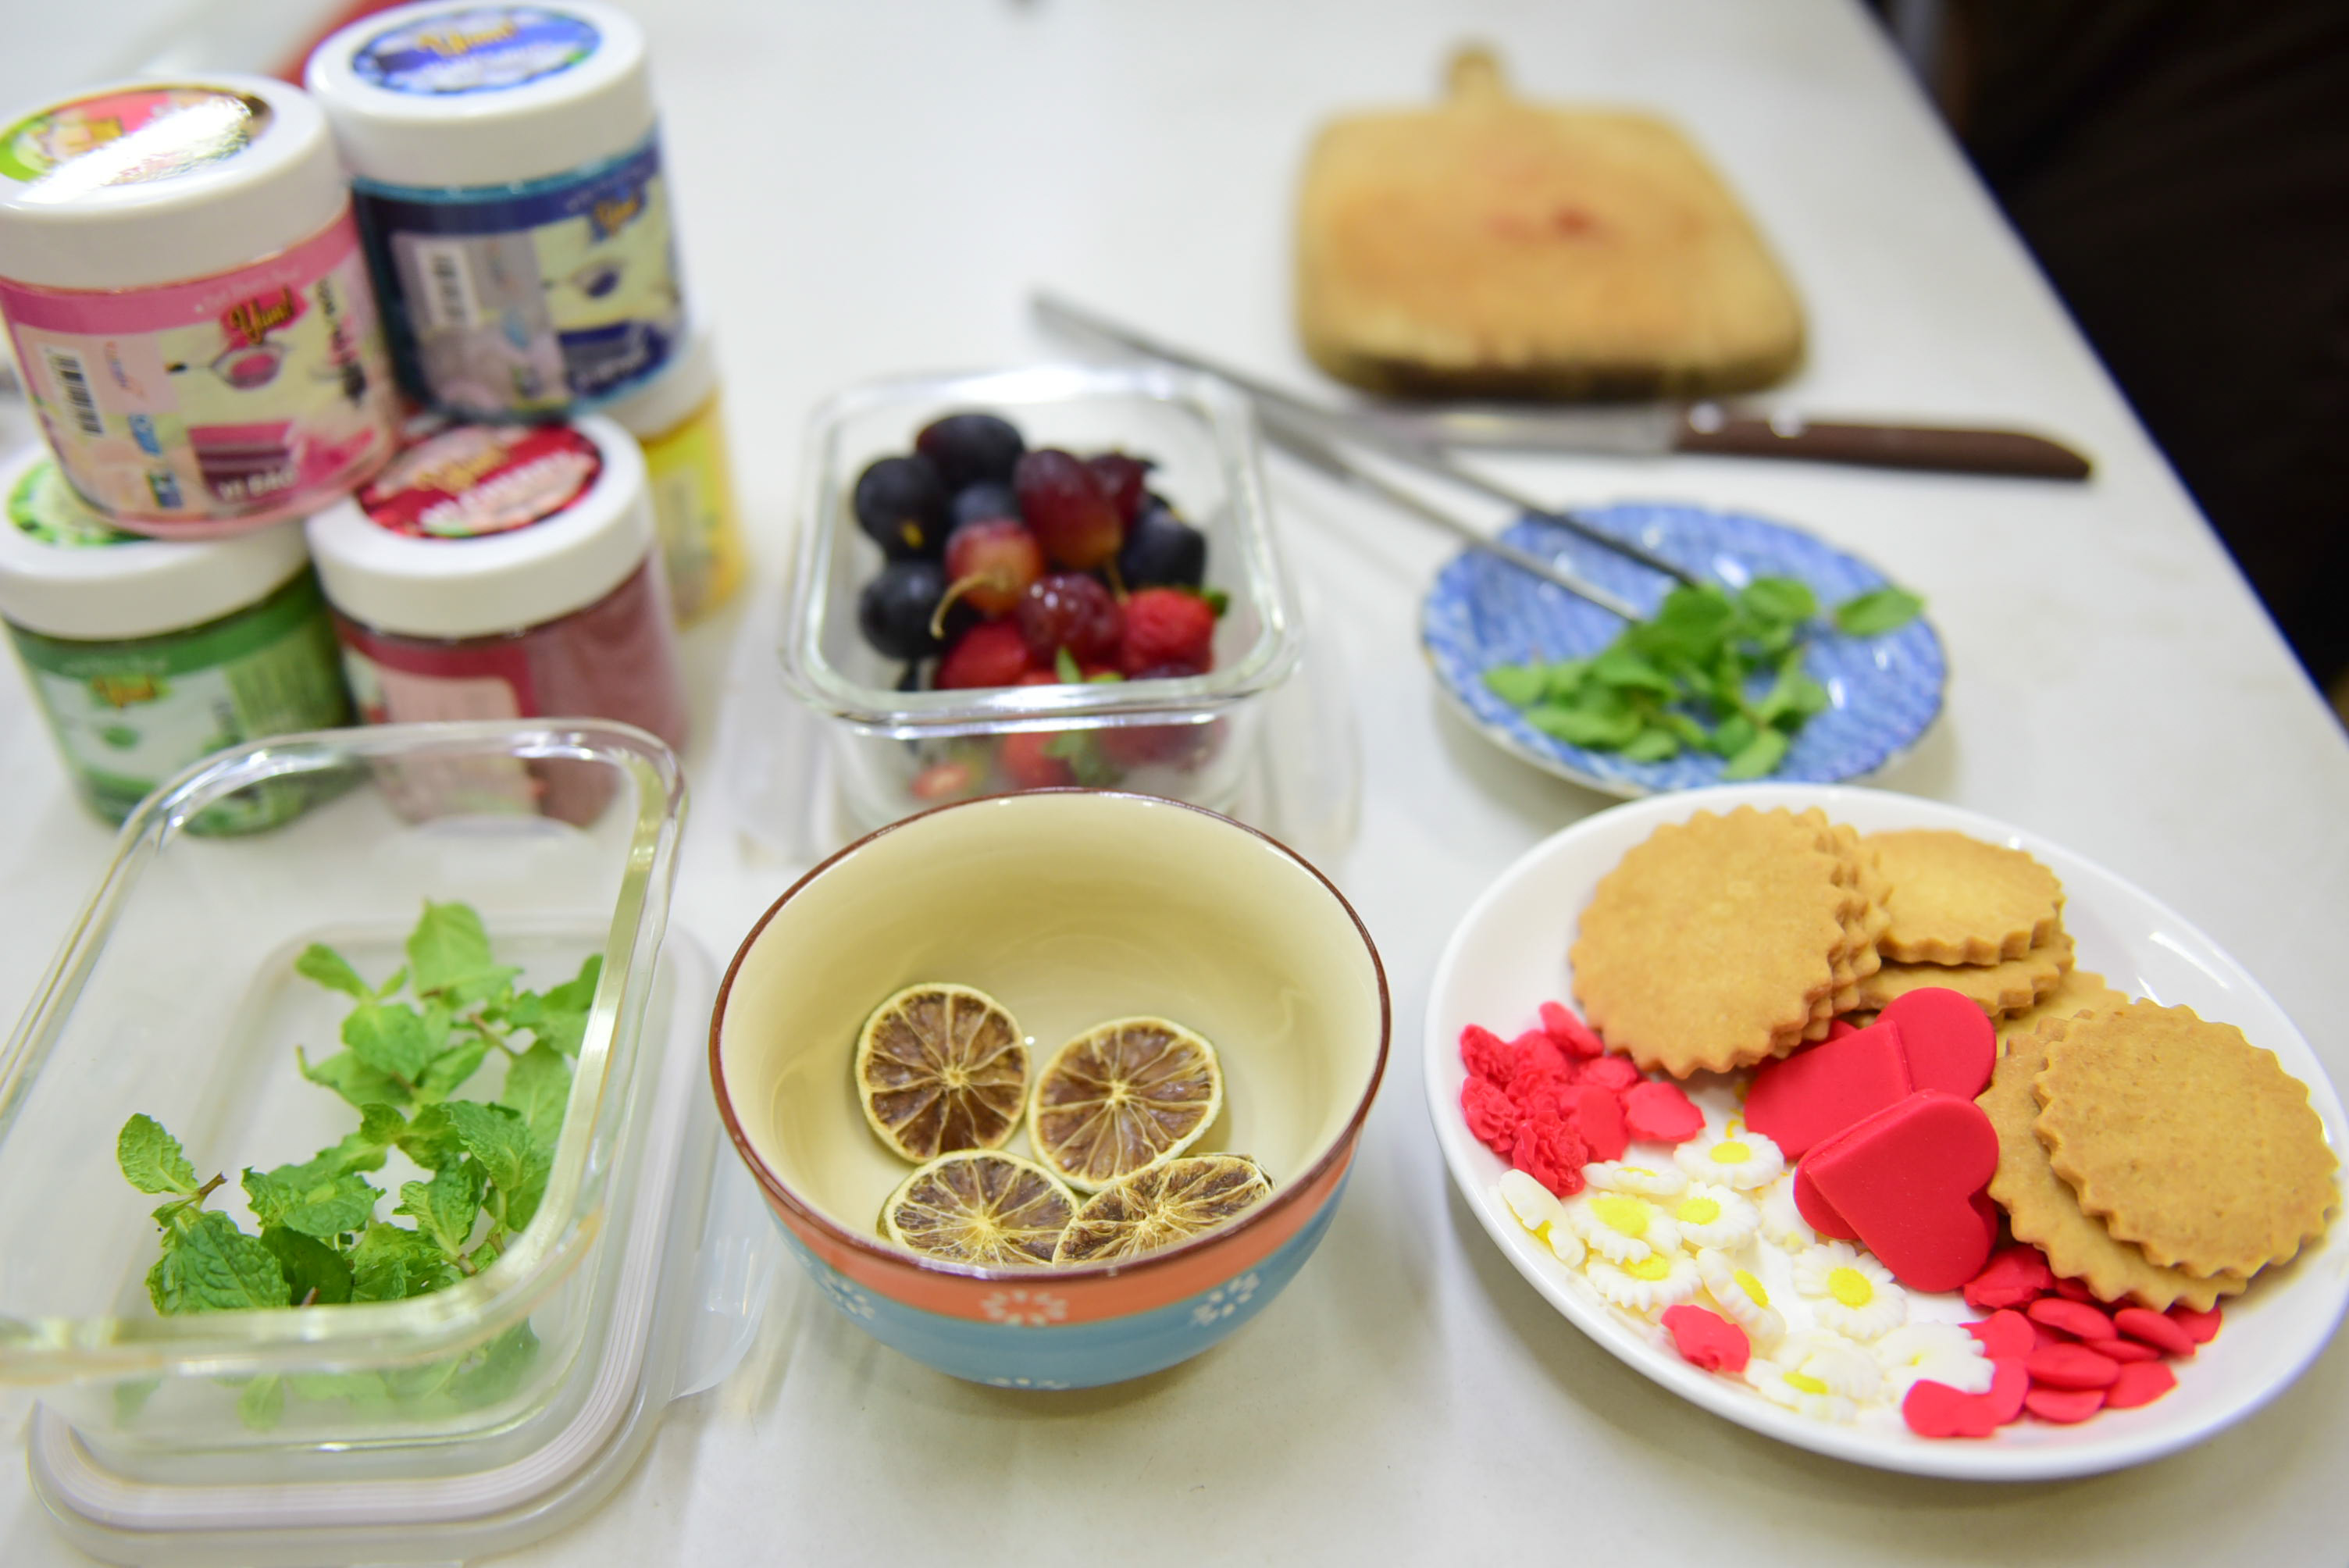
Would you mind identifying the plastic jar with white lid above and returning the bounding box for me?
[600,323,743,625]
[305,2,689,421]
[0,447,353,829]
[0,76,401,535]
[304,412,686,822]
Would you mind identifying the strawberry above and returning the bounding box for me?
[1118,589,1216,676]
[936,621,1035,689]
[999,730,1075,789]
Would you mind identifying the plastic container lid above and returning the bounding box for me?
[600,320,718,441]
[305,414,654,638]
[305,1,657,189]
[0,75,347,292]
[0,447,312,641]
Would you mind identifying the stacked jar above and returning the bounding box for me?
[308,0,746,624]
[0,75,401,533]
[0,450,351,831]
[303,415,686,825]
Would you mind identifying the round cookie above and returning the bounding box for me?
[1854,931,2075,1018]
[1979,1015,2246,1311]
[2034,1000,2337,1280]
[1571,807,1850,1077]
[1868,829,2066,964]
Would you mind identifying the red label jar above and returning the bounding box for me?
[304,413,686,822]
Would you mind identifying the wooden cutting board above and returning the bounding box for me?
[1295,48,1805,400]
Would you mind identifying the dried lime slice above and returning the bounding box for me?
[882,1150,1078,1267]
[1050,1154,1272,1265]
[855,983,1028,1162]
[1028,1016,1224,1191]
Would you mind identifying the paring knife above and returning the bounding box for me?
[1267,421,1645,621]
[1032,290,1698,586]
[1360,401,2094,480]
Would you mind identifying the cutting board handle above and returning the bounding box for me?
[1446,45,1511,104]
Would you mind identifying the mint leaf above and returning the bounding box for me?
[236,1376,285,1431]
[147,1211,287,1314]
[1480,664,1545,707]
[1713,713,1757,760]
[349,1221,458,1302]
[1834,586,1925,636]
[321,1103,407,1174]
[397,1103,464,1172]
[395,1160,487,1258]
[499,1042,572,1151]
[1620,726,1681,762]
[294,944,370,1000]
[244,1156,379,1238]
[113,1377,161,1424]
[259,1226,353,1306]
[504,957,600,1057]
[416,1038,493,1103]
[1723,725,1791,780]
[1542,657,1593,701]
[299,1047,414,1110]
[405,902,497,997]
[445,1322,540,1411]
[118,1114,199,1196]
[444,1102,551,1233]
[342,1002,437,1085]
[1740,577,1817,627]
[287,1371,394,1409]
[1588,649,1674,698]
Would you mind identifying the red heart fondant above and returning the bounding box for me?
[1798,1091,2001,1292]
[1745,1019,1912,1160]
[1793,1160,1861,1240]
[1877,987,1996,1099]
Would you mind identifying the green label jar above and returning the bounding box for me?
[0,454,352,830]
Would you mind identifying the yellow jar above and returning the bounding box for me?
[603,324,743,625]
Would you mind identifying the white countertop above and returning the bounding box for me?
[5,1,2349,1562]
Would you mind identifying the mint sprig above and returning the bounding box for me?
[116,903,601,1427]
[1478,577,1923,775]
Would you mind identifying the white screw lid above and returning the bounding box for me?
[0,447,312,641]
[305,413,655,639]
[0,76,348,292]
[599,319,717,441]
[305,2,657,189]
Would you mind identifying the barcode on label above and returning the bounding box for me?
[44,348,103,437]
[415,240,480,333]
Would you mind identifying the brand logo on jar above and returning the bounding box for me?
[89,672,165,708]
[588,189,643,241]
[219,287,306,348]
[415,18,519,58]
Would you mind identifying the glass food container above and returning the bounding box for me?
[781,362,1303,832]
[0,719,683,1459]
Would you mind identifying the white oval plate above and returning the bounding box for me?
[1424,783,2348,1481]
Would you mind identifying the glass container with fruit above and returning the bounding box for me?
[784,364,1302,829]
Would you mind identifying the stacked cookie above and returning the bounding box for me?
[1852,830,2073,1017]
[1570,807,1889,1075]
[1981,1000,2337,1310]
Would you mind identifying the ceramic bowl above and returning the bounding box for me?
[711,790,1388,1388]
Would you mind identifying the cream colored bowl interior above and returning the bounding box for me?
[718,793,1385,1249]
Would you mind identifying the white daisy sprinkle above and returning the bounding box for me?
[1791,1242,1907,1342]
[1777,1329,1884,1402]
[1876,1323,1997,1398]
[1585,1249,1701,1313]
[1583,1160,1689,1198]
[1756,1176,1817,1250]
[1565,1191,1683,1264]
[1666,1182,1759,1250]
[1745,1357,1857,1423]
[1673,1128,1784,1191]
[1695,1249,1785,1346]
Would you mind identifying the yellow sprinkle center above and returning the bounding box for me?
[1620,1167,1654,1179]
[1710,1141,1752,1165]
[1733,1269,1769,1308]
[1625,1254,1674,1281]
[1827,1267,1875,1308]
[1784,1371,1829,1396]
[1676,1196,1723,1226]
[1592,1194,1652,1237]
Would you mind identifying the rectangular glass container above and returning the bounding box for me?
[0,720,684,1454]
[782,362,1303,829]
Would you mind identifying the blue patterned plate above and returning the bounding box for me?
[1420,504,1945,796]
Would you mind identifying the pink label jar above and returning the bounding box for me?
[0,77,401,536]
[304,413,688,823]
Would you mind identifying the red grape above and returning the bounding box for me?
[1014,449,1124,570]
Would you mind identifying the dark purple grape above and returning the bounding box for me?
[1116,500,1206,588]
[915,412,1026,489]
[857,558,950,659]
[950,479,1019,531]
[853,454,948,559]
